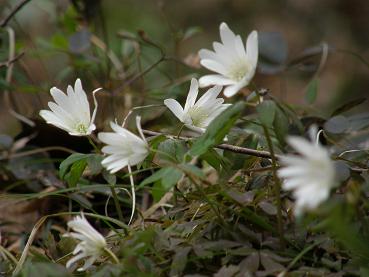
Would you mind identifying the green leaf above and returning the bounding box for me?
[170,246,192,276]
[141,167,182,201]
[139,167,182,189]
[64,159,87,187]
[305,78,319,104]
[59,153,90,179]
[273,106,289,146]
[256,100,277,126]
[86,154,104,175]
[190,102,244,156]
[161,168,182,189]
[157,139,187,163]
[51,33,68,50]
[200,148,230,171]
[139,168,169,188]
[178,164,205,179]
[320,203,369,264]
[19,262,72,277]
[102,170,116,185]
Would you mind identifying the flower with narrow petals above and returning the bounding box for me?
[64,214,106,271]
[98,116,149,174]
[164,78,231,133]
[198,22,258,97]
[277,127,336,216]
[39,78,100,136]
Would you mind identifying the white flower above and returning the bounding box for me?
[98,116,149,174]
[64,214,106,271]
[277,127,336,215]
[164,78,231,133]
[198,22,258,97]
[39,78,100,136]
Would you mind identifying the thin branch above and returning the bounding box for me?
[4,27,35,127]
[0,52,24,68]
[113,56,165,95]
[0,0,32,27]
[142,129,278,159]
[0,146,76,161]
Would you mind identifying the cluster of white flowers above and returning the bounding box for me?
[38,22,339,271]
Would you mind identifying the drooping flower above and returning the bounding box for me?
[98,116,149,225]
[98,116,149,174]
[277,127,336,216]
[64,214,106,271]
[164,78,231,133]
[198,22,258,97]
[39,78,100,136]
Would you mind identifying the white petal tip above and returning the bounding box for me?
[220,22,228,29]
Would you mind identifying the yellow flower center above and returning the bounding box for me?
[188,106,208,128]
[228,62,250,82]
[76,123,88,134]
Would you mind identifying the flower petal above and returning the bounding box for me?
[246,30,258,69]
[219,22,236,48]
[199,74,235,87]
[164,99,184,122]
[195,85,222,107]
[184,78,199,113]
[200,59,228,76]
[223,82,244,97]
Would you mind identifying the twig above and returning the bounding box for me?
[0,52,24,68]
[114,31,166,94]
[142,129,277,159]
[4,27,35,127]
[0,146,76,161]
[0,0,32,27]
[113,56,165,95]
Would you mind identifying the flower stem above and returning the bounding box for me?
[110,186,125,224]
[262,124,285,249]
[177,123,185,139]
[88,136,100,153]
[104,247,119,264]
[127,165,136,225]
